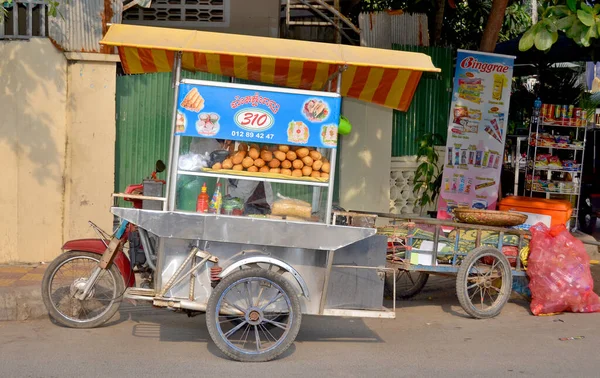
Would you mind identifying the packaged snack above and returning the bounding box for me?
[468,151,475,165]
[548,156,562,168]
[465,178,473,194]
[487,154,495,168]
[447,147,453,166]
[461,150,467,165]
[453,106,468,123]
[454,151,460,166]
[458,175,466,192]
[475,151,483,167]
[271,194,312,219]
[482,151,490,167]
[493,153,501,169]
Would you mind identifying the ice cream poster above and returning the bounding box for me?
[437,50,515,219]
[175,79,341,149]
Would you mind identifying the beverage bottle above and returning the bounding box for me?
[196,183,209,213]
[209,183,223,214]
[532,98,542,123]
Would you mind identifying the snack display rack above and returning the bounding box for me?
[524,104,588,227]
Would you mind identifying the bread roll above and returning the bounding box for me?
[238,143,248,152]
[248,148,260,159]
[242,157,254,168]
[292,159,304,169]
[269,168,281,174]
[269,159,281,168]
[310,171,321,178]
[321,172,329,179]
[278,145,290,152]
[280,168,292,176]
[281,160,292,169]
[301,156,313,167]
[222,159,233,169]
[286,151,297,161]
[321,162,330,173]
[309,151,322,161]
[312,160,323,171]
[233,164,243,171]
[212,162,222,170]
[259,166,270,173]
[302,166,313,176]
[274,151,287,162]
[247,166,258,172]
[253,158,265,168]
[296,147,309,158]
[292,169,303,177]
[232,152,245,165]
[260,150,273,162]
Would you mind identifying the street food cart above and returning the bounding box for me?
[41,24,441,362]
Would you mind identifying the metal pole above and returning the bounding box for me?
[164,52,182,211]
[324,71,342,225]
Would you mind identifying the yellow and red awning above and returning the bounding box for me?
[100,24,440,111]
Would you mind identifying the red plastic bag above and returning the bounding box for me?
[527,223,600,315]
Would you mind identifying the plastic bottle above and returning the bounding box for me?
[532,97,542,123]
[196,183,209,213]
[208,182,223,214]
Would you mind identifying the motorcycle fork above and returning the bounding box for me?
[75,221,128,300]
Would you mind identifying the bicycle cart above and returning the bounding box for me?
[353,210,530,319]
[41,24,441,362]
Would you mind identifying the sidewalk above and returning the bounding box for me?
[1,233,599,322]
[0,264,48,321]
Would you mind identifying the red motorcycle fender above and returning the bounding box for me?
[61,239,136,288]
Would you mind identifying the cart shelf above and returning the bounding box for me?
[540,121,587,128]
[531,167,582,173]
[178,169,331,187]
[529,143,584,151]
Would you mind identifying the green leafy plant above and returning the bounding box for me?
[519,0,600,51]
[413,132,445,216]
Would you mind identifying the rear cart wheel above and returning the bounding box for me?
[384,266,429,299]
[456,246,512,319]
[206,267,301,362]
[41,251,124,328]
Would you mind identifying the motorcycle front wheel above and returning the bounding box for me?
[41,251,124,328]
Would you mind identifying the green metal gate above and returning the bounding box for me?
[391,45,454,156]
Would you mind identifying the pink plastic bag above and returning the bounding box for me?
[527,223,600,315]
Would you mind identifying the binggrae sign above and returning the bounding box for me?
[437,50,515,219]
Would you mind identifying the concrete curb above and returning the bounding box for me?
[0,285,48,322]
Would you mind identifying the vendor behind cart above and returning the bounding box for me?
[190,138,273,214]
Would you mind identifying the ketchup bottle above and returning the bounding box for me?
[196,183,209,213]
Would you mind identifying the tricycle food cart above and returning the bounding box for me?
[41,24,441,362]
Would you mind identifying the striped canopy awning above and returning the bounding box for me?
[101,24,440,111]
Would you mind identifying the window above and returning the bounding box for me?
[123,0,230,28]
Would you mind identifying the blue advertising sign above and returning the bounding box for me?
[175,80,341,149]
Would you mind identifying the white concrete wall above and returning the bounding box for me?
[0,38,68,263]
[339,98,393,213]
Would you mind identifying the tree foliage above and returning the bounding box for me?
[360,0,531,49]
[1,0,62,20]
[519,0,600,51]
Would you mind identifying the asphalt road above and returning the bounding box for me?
[1,276,599,378]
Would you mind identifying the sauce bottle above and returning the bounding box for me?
[196,183,209,213]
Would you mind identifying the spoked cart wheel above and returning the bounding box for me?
[206,267,302,362]
[41,251,124,328]
[384,265,429,299]
[456,246,512,319]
